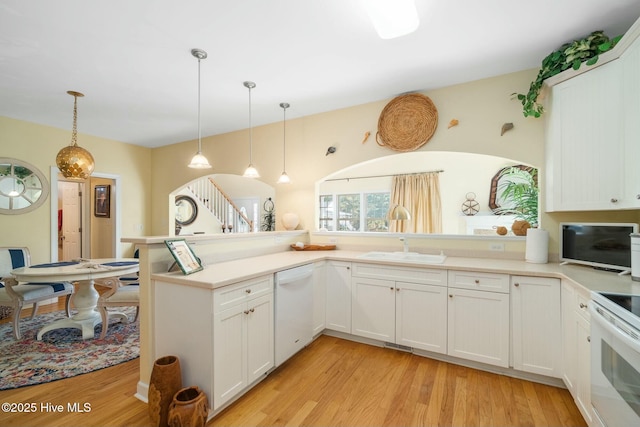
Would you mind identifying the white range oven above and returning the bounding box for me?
[590,292,640,427]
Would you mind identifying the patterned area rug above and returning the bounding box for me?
[0,307,139,390]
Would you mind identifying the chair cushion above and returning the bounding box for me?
[104,286,139,303]
[0,282,74,302]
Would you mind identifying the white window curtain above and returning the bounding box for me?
[390,172,442,233]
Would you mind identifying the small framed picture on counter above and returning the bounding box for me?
[165,239,203,275]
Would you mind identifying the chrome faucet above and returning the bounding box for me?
[399,236,409,253]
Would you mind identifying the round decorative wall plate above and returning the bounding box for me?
[175,195,198,225]
[376,93,438,152]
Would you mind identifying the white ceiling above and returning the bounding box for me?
[2,0,640,148]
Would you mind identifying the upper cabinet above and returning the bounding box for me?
[545,17,640,211]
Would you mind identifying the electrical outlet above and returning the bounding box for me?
[274,236,283,244]
[490,242,505,252]
[329,238,338,244]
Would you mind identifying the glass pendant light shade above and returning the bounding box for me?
[188,152,211,169]
[187,48,212,169]
[56,91,95,180]
[277,102,290,184]
[242,81,259,178]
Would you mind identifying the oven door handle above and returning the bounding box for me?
[590,304,640,354]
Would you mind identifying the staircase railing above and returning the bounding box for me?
[186,177,253,232]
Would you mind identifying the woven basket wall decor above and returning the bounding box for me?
[376,93,438,152]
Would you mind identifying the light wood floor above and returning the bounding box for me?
[0,300,586,427]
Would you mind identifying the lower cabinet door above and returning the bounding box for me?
[447,288,509,367]
[396,281,447,354]
[351,277,396,342]
[213,304,247,410]
[246,294,274,384]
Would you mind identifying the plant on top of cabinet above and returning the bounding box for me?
[514,31,622,118]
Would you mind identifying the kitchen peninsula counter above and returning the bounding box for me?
[151,249,640,295]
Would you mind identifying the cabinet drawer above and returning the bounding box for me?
[447,270,510,293]
[214,275,273,313]
[352,263,447,286]
[575,288,591,321]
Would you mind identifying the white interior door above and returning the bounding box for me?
[59,181,82,260]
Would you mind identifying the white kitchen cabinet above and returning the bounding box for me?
[511,276,561,377]
[395,281,447,353]
[351,276,396,341]
[545,59,624,211]
[312,261,326,336]
[213,275,274,410]
[622,33,640,208]
[561,280,592,425]
[325,261,352,333]
[447,271,510,367]
[351,263,448,353]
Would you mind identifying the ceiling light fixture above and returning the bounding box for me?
[242,81,259,178]
[187,48,212,169]
[363,0,420,39]
[55,91,95,180]
[277,102,291,184]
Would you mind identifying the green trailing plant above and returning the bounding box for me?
[495,167,539,228]
[514,31,622,118]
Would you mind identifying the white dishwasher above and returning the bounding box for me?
[275,263,314,367]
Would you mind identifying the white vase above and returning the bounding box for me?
[281,213,299,231]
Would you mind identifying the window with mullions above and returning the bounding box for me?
[319,191,390,232]
[337,194,360,231]
[365,192,390,232]
[318,195,334,231]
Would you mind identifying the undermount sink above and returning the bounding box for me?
[358,251,447,264]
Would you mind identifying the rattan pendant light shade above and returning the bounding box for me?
[376,93,438,152]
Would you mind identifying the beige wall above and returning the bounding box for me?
[0,116,152,264]
[3,68,639,262]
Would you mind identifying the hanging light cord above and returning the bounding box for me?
[71,94,78,147]
[282,104,287,170]
[248,85,253,164]
[197,55,202,153]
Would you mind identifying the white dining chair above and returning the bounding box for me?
[0,247,74,339]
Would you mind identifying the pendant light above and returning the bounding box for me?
[187,48,212,169]
[277,102,291,184]
[56,91,95,180]
[242,81,259,178]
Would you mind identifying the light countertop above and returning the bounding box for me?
[151,250,640,296]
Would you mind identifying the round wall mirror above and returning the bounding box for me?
[0,158,49,215]
[175,195,198,225]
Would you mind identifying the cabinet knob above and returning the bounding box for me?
[474,279,480,284]
[514,283,520,287]
[346,266,350,270]
[243,310,250,315]
[250,308,255,313]
[390,287,394,291]
[449,294,453,298]
[245,289,252,294]
[396,288,400,292]
[587,336,591,343]
[611,198,618,203]
[636,194,640,200]
[579,302,587,309]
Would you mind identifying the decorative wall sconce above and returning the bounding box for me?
[55,91,95,180]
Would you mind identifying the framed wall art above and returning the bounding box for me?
[95,185,110,217]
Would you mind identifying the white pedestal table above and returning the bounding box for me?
[11,258,139,340]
